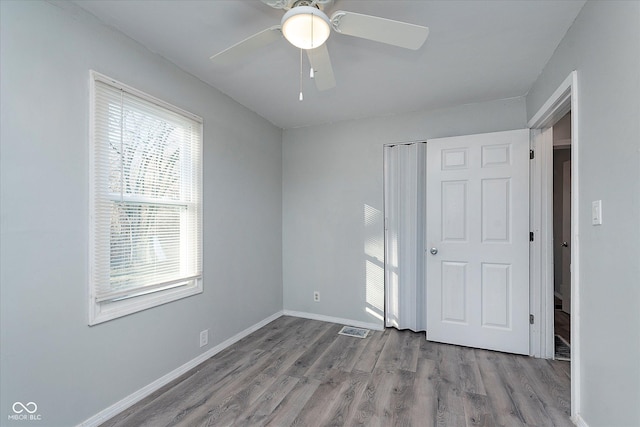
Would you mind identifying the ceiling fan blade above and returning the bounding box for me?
[210,25,282,65]
[306,44,336,91]
[330,10,428,50]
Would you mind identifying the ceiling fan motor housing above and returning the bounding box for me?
[281,5,331,49]
[261,0,334,11]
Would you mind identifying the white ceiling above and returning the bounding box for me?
[74,0,586,129]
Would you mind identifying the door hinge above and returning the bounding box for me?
[530,314,534,324]
[530,149,535,160]
[530,231,534,242]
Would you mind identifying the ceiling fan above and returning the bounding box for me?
[210,0,429,92]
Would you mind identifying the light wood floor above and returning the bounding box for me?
[102,316,572,427]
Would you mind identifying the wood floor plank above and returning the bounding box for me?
[101,317,574,427]
[457,347,487,396]
[103,348,266,427]
[261,319,337,380]
[192,374,277,426]
[283,323,343,378]
[289,369,351,425]
[232,315,298,352]
[419,335,440,361]
[304,334,368,381]
[375,328,419,372]
[408,357,438,427]
[495,353,554,427]
[474,349,527,427]
[436,343,463,394]
[462,392,497,427]
[435,383,466,427]
[168,348,289,426]
[352,329,390,373]
[351,368,397,426]
[233,375,300,426]
[397,329,421,372]
[271,317,333,351]
[459,362,487,396]
[373,328,403,372]
[388,368,417,425]
[514,356,573,427]
[322,370,371,426]
[262,376,321,427]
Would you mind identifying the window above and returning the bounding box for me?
[89,71,202,325]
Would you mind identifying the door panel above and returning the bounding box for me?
[482,178,511,242]
[442,181,468,241]
[481,263,511,328]
[426,129,530,355]
[441,261,468,323]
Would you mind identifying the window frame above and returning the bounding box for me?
[88,71,203,325]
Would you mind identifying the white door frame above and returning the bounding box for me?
[528,71,580,421]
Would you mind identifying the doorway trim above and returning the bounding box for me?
[528,71,580,421]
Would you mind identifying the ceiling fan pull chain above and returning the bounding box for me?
[299,48,304,101]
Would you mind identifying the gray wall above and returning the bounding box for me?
[283,98,527,325]
[0,2,283,426]
[527,1,640,425]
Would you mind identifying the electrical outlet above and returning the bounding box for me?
[313,291,320,302]
[199,329,208,347]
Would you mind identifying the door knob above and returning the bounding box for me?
[430,247,438,255]
[562,241,568,247]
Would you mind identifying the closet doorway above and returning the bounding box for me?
[384,129,531,356]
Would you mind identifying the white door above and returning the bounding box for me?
[426,129,530,355]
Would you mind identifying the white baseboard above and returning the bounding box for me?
[283,309,384,331]
[573,414,589,427]
[78,310,284,427]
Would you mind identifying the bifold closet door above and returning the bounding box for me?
[384,142,426,332]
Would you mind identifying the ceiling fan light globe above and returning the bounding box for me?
[281,6,331,50]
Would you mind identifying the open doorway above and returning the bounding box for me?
[528,71,580,420]
[552,112,571,361]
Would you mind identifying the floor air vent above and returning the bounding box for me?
[338,326,370,338]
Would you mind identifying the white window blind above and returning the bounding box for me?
[89,71,202,324]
